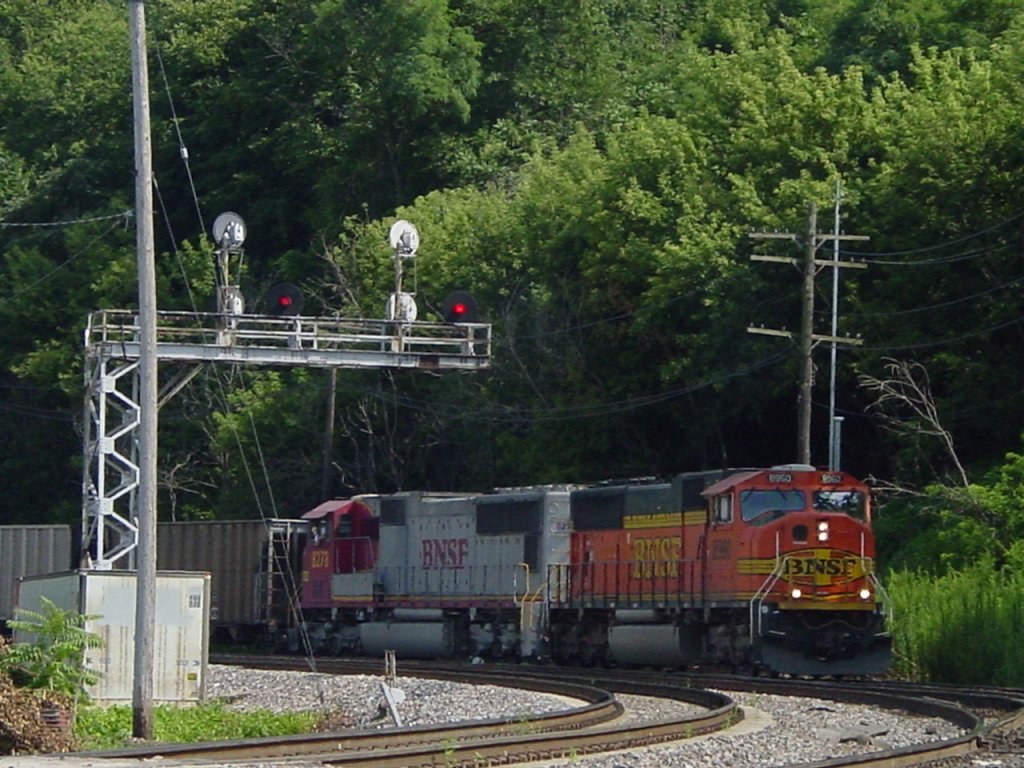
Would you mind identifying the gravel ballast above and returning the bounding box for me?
[3,664,1015,768]
[203,664,975,768]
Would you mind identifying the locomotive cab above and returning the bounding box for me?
[702,465,891,675]
[301,499,379,609]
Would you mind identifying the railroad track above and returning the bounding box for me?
[75,655,1022,768]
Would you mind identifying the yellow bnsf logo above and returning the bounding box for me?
[781,549,867,585]
[631,537,681,578]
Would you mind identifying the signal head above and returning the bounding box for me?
[442,291,478,324]
[265,283,304,316]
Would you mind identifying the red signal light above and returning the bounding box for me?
[265,283,304,316]
[442,291,478,323]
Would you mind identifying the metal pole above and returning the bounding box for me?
[797,202,817,466]
[831,416,845,471]
[321,368,337,499]
[129,0,157,740]
[828,182,841,470]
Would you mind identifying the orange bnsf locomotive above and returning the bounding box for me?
[294,465,891,676]
[548,465,890,675]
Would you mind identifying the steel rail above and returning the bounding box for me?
[78,656,1014,768]
[80,657,736,766]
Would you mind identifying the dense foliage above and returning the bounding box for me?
[887,562,1024,684]
[1,1,1023,589]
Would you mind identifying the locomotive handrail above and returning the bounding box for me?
[867,565,893,621]
[749,559,785,649]
[545,560,699,610]
[513,562,531,607]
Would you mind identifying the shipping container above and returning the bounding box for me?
[15,570,210,704]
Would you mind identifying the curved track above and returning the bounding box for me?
[75,656,1021,768]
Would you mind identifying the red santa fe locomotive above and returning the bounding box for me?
[296,465,891,676]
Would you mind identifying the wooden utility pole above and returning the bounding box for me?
[796,203,818,466]
[128,0,157,739]
[748,201,869,466]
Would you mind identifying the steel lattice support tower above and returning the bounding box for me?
[80,309,491,569]
[82,353,143,569]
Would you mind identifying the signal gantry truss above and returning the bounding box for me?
[82,309,491,569]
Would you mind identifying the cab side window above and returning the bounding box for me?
[712,495,733,524]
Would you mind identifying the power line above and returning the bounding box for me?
[0,401,75,422]
[857,312,1024,352]
[363,351,792,424]
[846,273,1024,319]
[854,238,1021,266]
[150,19,206,238]
[0,218,125,307]
[845,209,1024,259]
[0,210,132,228]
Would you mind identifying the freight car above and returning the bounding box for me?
[294,466,891,676]
[0,520,307,644]
[155,518,308,644]
[0,525,76,632]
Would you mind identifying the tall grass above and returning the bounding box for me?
[75,702,319,750]
[886,562,1024,685]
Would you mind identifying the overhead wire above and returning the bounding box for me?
[811,220,1024,350]
[842,273,1024,319]
[152,36,206,237]
[146,5,317,665]
[856,312,1024,353]
[0,400,75,422]
[841,208,1024,260]
[0,217,127,308]
[361,351,793,424]
[0,210,133,228]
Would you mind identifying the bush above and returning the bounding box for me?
[0,638,78,755]
[0,597,103,702]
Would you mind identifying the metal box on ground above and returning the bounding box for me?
[15,570,210,704]
[0,525,74,627]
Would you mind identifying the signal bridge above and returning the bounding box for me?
[82,309,491,570]
[85,309,491,369]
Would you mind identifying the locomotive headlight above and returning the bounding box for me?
[790,588,803,599]
[859,588,872,600]
[817,521,830,542]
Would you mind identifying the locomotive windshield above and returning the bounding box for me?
[740,490,805,523]
[813,490,866,519]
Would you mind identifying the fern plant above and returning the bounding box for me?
[0,597,104,702]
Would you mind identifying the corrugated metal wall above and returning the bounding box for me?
[156,519,307,635]
[157,520,266,628]
[0,525,73,623]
